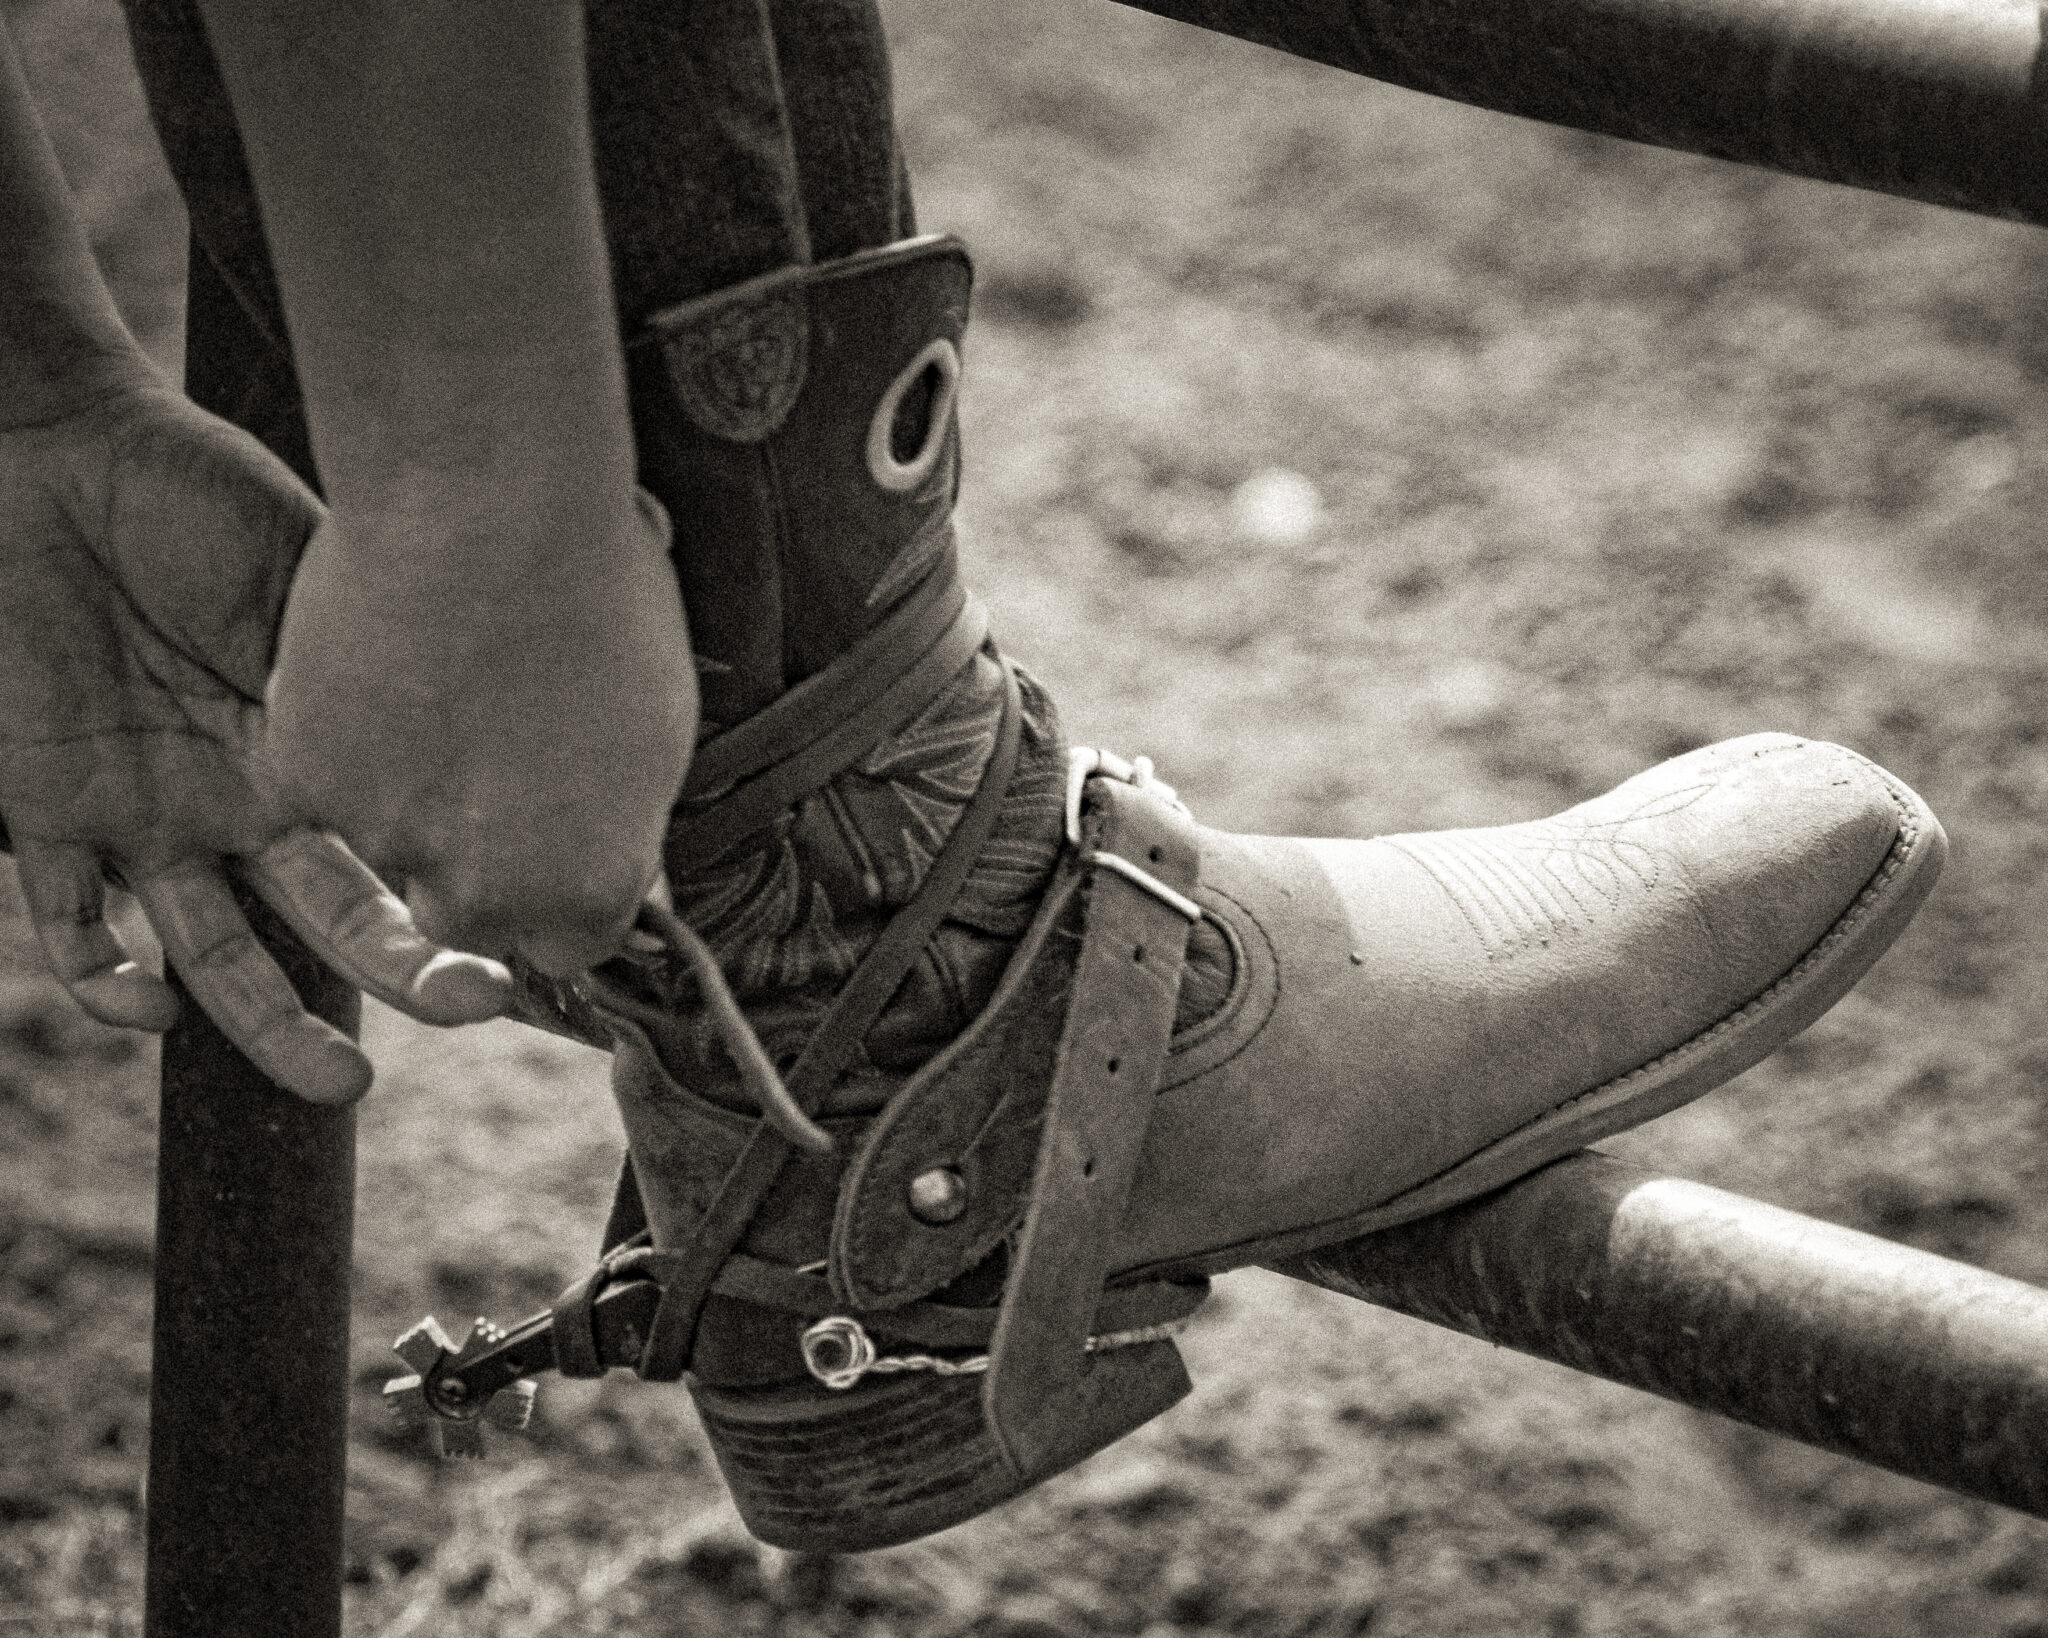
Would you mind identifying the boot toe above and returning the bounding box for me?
[1114,733,1944,1276]
[1363,733,1927,1090]
[1547,732,1911,1011]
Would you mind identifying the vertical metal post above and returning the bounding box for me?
[144,244,357,1638]
[144,885,357,1638]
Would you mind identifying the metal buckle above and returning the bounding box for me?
[1064,747,1202,923]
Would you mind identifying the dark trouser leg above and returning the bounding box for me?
[121,0,911,433]
[765,0,916,262]
[583,0,812,323]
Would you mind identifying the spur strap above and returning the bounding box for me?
[629,659,1026,1380]
[983,774,1203,1474]
[670,571,987,866]
[548,1238,1208,1387]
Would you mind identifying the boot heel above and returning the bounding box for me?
[691,1337,1194,1552]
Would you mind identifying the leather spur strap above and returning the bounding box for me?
[627,660,1026,1380]
[982,775,1203,1477]
[668,572,984,866]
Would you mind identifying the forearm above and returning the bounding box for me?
[0,22,156,429]
[192,0,639,605]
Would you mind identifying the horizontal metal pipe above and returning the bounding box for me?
[1273,1150,2048,1519]
[1110,0,2048,226]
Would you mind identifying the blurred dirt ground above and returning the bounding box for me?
[9,0,2048,1632]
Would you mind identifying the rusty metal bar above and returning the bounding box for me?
[1110,0,2048,227]
[1274,1149,2048,1518]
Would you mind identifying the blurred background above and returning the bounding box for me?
[8,0,2048,1631]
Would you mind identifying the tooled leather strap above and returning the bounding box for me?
[629,660,1027,1381]
[982,776,1203,1477]
[669,570,986,866]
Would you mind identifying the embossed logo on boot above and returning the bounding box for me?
[657,291,810,444]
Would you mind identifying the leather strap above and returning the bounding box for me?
[711,1252,1208,1351]
[549,1233,653,1379]
[828,863,1087,1307]
[982,776,1202,1477]
[682,564,968,797]
[669,588,986,867]
[631,663,1027,1381]
[545,1242,1207,1385]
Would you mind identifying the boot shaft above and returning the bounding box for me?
[630,237,971,727]
[513,235,1224,1094]
[581,238,1070,1104]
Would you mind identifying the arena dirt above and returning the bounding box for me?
[8,0,2048,1631]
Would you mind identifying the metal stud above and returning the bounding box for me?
[801,1315,878,1391]
[907,1165,969,1225]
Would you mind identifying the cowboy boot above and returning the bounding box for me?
[514,234,1945,1553]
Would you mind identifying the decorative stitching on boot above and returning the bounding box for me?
[1536,752,1924,1113]
[1388,783,1710,960]
[643,644,1056,1103]
[611,667,1029,1375]
[1158,877,1280,1089]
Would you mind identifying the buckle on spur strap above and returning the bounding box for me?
[1065,747,1203,923]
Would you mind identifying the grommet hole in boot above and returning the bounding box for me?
[867,339,960,494]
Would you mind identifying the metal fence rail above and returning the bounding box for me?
[1115,0,2048,227]
[1281,1149,2048,1520]
[145,889,356,1638]
[143,250,357,1638]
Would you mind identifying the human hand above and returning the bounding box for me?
[262,486,697,978]
[0,383,514,1102]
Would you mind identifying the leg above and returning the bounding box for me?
[530,2,1951,1552]
[118,0,1950,1553]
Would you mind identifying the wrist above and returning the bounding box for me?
[0,315,160,433]
[306,327,640,536]
[294,483,676,654]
